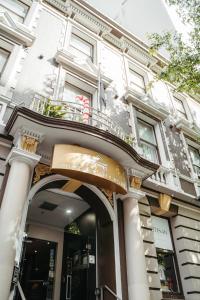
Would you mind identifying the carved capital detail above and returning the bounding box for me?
[129,176,142,190]
[14,127,44,154]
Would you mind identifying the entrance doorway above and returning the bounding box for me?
[16,182,116,300]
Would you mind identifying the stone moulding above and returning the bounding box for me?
[44,0,160,69]
[125,88,170,121]
[0,12,35,46]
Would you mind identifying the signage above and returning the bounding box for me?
[152,216,173,251]
[51,145,127,194]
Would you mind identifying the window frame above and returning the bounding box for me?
[67,26,97,65]
[151,214,183,297]
[137,118,160,164]
[173,96,188,120]
[70,33,94,62]
[0,47,10,76]
[0,0,30,23]
[129,68,146,94]
[188,143,200,178]
[63,82,93,107]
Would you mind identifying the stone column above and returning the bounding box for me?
[122,188,150,300]
[0,147,40,300]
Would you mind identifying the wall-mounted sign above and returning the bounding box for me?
[51,144,127,194]
[152,216,173,251]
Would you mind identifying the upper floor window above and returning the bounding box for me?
[0,0,29,23]
[63,83,92,106]
[188,145,200,177]
[0,48,10,75]
[70,34,93,62]
[129,69,146,94]
[174,97,187,119]
[138,119,159,163]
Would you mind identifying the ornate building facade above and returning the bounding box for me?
[0,1,200,300]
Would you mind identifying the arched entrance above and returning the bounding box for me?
[16,175,119,300]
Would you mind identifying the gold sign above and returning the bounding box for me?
[51,145,127,194]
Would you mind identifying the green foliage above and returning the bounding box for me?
[148,0,200,95]
[42,99,66,119]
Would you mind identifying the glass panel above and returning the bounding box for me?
[0,0,29,23]
[63,83,92,105]
[0,48,9,73]
[139,141,159,163]
[129,69,145,93]
[70,34,93,61]
[157,250,179,293]
[189,146,200,167]
[174,97,187,119]
[138,120,156,144]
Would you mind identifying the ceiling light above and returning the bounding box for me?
[66,209,72,214]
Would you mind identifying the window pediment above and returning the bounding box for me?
[126,88,170,120]
[55,48,98,83]
[175,116,200,139]
[0,11,35,46]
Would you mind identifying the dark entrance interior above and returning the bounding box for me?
[16,181,116,300]
[61,209,96,300]
[19,238,57,300]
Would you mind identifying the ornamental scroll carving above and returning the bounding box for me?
[100,188,113,207]
[33,163,52,184]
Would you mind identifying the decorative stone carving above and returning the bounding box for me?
[21,135,38,153]
[33,163,51,184]
[100,188,113,207]
[129,176,142,190]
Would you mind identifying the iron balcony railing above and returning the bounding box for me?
[30,95,129,143]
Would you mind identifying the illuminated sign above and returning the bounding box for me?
[51,144,127,194]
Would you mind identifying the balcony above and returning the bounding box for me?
[30,95,130,144]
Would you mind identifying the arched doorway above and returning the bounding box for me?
[16,175,118,300]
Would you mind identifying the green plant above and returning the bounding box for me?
[148,0,200,95]
[42,99,66,119]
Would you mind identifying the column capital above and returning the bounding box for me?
[120,188,146,202]
[6,147,41,168]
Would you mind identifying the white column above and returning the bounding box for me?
[0,148,40,300]
[122,188,150,300]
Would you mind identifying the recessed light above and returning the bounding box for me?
[66,209,72,214]
[34,250,38,253]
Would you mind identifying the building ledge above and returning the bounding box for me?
[55,48,98,84]
[175,117,200,139]
[0,11,35,46]
[125,88,170,120]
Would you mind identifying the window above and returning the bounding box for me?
[174,97,187,119]
[129,69,145,94]
[0,48,10,75]
[188,145,200,177]
[63,83,92,124]
[70,34,93,62]
[137,119,159,163]
[63,83,92,106]
[152,216,181,295]
[0,0,29,23]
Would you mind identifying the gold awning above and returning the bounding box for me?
[51,144,127,194]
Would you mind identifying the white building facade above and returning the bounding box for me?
[0,1,200,300]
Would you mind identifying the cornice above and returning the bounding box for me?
[125,88,170,120]
[0,12,35,46]
[70,2,111,35]
[44,0,159,69]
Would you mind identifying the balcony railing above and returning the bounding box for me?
[30,95,129,143]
